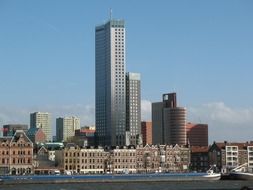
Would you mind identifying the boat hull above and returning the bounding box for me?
[229,172,253,180]
[202,173,221,181]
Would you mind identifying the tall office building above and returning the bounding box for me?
[56,116,80,142]
[152,102,164,145]
[163,107,186,145]
[126,72,141,146]
[152,93,187,145]
[95,19,126,146]
[30,112,52,142]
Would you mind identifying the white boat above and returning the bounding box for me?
[202,169,221,180]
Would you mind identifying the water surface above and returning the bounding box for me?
[2,181,253,190]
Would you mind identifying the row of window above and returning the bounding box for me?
[114,35,124,38]
[115,42,124,45]
[115,48,124,51]
[0,150,31,155]
[115,28,124,31]
[114,165,135,169]
[1,143,31,147]
[66,165,104,170]
[65,158,104,164]
[1,158,31,164]
[65,152,105,157]
[115,55,124,57]
[115,51,124,54]
[114,159,135,163]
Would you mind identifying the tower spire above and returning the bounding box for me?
[110,8,112,20]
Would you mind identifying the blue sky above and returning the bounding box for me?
[0,0,253,142]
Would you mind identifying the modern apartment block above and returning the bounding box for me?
[126,72,141,146]
[152,93,187,145]
[30,112,52,142]
[209,142,253,173]
[56,116,80,142]
[95,19,126,146]
[3,124,28,136]
[141,121,152,145]
[186,122,208,146]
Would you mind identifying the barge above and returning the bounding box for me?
[0,171,220,184]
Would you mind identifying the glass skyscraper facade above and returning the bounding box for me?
[95,19,126,146]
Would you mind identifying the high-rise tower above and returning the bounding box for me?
[30,112,52,142]
[152,93,187,145]
[126,72,141,146]
[95,19,126,146]
[56,116,80,142]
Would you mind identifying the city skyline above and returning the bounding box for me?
[1,1,253,142]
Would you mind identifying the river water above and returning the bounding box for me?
[1,181,253,190]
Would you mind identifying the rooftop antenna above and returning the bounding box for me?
[110,8,112,20]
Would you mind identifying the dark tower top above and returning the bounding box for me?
[163,93,177,108]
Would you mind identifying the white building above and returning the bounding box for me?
[30,112,52,142]
[126,72,141,146]
[225,145,239,169]
[56,116,80,142]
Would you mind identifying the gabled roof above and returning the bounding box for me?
[144,144,151,149]
[173,144,180,150]
[26,127,40,136]
[10,130,33,145]
[37,146,48,155]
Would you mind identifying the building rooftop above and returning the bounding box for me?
[191,146,209,153]
[214,142,253,150]
[26,127,40,136]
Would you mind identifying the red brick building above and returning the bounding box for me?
[141,121,152,145]
[0,130,33,175]
[186,122,208,146]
